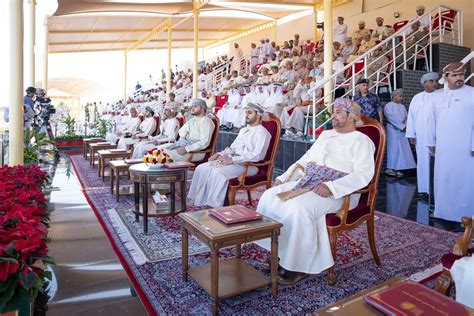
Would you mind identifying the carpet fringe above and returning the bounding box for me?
[107,208,148,265]
[408,263,442,282]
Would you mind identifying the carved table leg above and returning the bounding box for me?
[210,248,219,316]
[134,182,140,222]
[271,231,279,296]
[182,227,189,282]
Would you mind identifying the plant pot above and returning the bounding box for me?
[0,296,32,316]
[55,140,84,148]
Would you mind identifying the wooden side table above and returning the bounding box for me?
[109,159,142,201]
[97,149,132,179]
[89,142,117,167]
[129,163,188,234]
[82,137,105,158]
[179,210,282,316]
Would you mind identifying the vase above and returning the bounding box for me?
[146,163,164,169]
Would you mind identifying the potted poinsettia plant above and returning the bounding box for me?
[0,165,54,315]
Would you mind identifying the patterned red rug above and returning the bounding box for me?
[69,154,460,315]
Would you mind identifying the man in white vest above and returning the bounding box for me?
[188,103,271,207]
[405,72,439,196]
[255,98,375,284]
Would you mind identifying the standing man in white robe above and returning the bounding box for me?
[188,103,271,207]
[405,72,439,195]
[117,107,157,150]
[384,89,416,177]
[230,43,244,72]
[106,107,141,144]
[334,16,348,45]
[131,105,180,159]
[427,62,474,223]
[255,98,375,284]
[159,99,215,162]
[250,43,259,70]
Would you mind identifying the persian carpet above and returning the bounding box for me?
[69,154,461,315]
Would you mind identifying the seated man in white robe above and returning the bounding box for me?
[117,106,157,150]
[231,85,256,129]
[131,105,180,159]
[188,103,271,207]
[384,89,416,177]
[105,107,141,144]
[255,98,375,285]
[216,88,242,129]
[158,99,215,162]
[263,83,284,115]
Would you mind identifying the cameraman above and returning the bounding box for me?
[34,88,55,140]
[24,87,36,128]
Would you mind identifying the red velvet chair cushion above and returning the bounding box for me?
[325,204,371,226]
[441,248,473,269]
[152,116,161,136]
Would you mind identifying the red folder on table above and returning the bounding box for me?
[364,280,473,315]
[208,205,262,225]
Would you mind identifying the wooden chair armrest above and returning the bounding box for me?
[242,161,271,168]
[453,216,473,256]
[281,163,304,183]
[186,148,214,162]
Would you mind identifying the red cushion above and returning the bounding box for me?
[262,119,278,162]
[441,253,464,269]
[325,205,371,226]
[229,172,268,186]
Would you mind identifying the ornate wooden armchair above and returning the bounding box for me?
[435,216,473,296]
[227,113,281,206]
[186,114,220,166]
[324,116,386,285]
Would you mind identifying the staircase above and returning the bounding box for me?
[305,4,464,141]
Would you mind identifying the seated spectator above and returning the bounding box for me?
[351,21,371,42]
[414,5,430,31]
[131,105,180,159]
[158,99,215,162]
[373,17,390,40]
[117,106,157,150]
[187,103,271,208]
[339,37,358,63]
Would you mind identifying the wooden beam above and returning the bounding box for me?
[50,28,243,34]
[205,20,276,49]
[50,38,216,46]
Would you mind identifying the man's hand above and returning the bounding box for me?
[220,156,233,165]
[176,147,187,156]
[313,183,332,197]
[273,179,282,187]
[408,138,416,145]
[209,153,219,161]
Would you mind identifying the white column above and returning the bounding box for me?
[123,52,128,101]
[323,0,333,107]
[313,4,318,42]
[9,0,24,165]
[167,23,172,93]
[192,9,199,98]
[42,16,49,91]
[27,0,36,87]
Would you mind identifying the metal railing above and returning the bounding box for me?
[304,4,463,141]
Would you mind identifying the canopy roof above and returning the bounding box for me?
[49,0,321,53]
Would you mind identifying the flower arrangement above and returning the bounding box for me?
[0,165,54,309]
[143,148,172,168]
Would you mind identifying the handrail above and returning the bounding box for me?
[304,4,463,141]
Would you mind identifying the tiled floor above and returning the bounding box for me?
[40,153,459,314]
[42,158,146,315]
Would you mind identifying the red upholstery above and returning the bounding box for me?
[441,248,473,269]
[345,60,365,80]
[151,116,160,136]
[326,124,380,226]
[138,115,144,121]
[177,116,184,127]
[215,95,228,113]
[228,116,279,187]
[393,20,409,32]
[433,10,457,32]
[255,64,262,70]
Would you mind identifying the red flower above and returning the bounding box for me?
[0,260,20,282]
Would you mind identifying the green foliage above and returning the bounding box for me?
[23,129,52,165]
[314,106,332,126]
[62,114,76,138]
[95,119,112,137]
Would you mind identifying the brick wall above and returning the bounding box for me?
[395,70,426,105]
[432,43,472,75]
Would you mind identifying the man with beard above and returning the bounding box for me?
[117,106,157,149]
[255,98,375,285]
[188,103,271,207]
[159,99,215,162]
[427,62,474,223]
